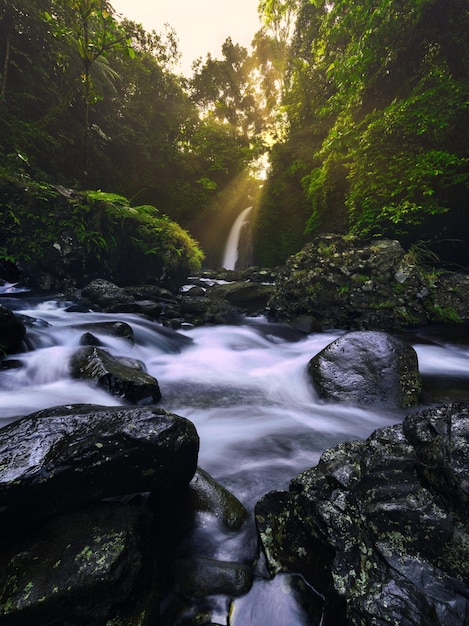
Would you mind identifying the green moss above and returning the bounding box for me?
[431,305,462,324]
[0,172,204,285]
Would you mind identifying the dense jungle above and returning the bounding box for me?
[1,0,468,284]
[1,2,469,625]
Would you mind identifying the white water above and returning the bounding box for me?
[1,294,469,623]
[2,297,468,502]
[222,206,253,270]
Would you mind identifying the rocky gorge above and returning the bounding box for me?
[0,235,468,625]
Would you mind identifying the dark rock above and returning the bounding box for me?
[0,260,21,284]
[267,235,453,330]
[431,272,469,322]
[209,281,274,315]
[179,294,220,316]
[79,331,103,346]
[81,278,136,309]
[188,467,247,531]
[289,314,322,334]
[175,293,243,326]
[172,557,253,600]
[133,299,164,318]
[70,346,161,404]
[0,305,26,355]
[0,404,199,531]
[182,285,206,297]
[402,404,469,517]
[307,330,422,408]
[123,284,178,302]
[72,320,135,342]
[255,402,469,625]
[0,502,149,626]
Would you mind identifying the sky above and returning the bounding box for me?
[111,0,262,75]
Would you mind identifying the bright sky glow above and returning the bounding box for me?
[111,0,261,75]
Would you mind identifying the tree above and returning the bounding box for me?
[190,38,262,137]
[257,0,300,98]
[255,0,469,266]
[44,0,133,178]
[0,0,74,185]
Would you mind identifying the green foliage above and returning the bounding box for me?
[431,305,463,324]
[255,0,469,265]
[0,172,204,285]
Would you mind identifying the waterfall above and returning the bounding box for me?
[222,206,253,270]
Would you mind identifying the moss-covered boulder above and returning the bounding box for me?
[255,402,469,625]
[0,502,151,626]
[267,234,468,330]
[0,177,204,291]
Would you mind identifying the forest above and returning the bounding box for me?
[0,0,468,279]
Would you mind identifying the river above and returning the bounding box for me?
[2,288,468,504]
[1,287,469,622]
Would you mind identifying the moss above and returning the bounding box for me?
[431,305,462,324]
[0,173,204,287]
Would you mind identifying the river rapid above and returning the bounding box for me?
[2,288,469,507]
[1,287,469,623]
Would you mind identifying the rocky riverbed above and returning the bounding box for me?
[0,235,468,625]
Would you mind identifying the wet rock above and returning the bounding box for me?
[173,557,253,600]
[189,467,247,531]
[289,314,322,334]
[0,502,149,626]
[133,299,164,318]
[72,320,135,342]
[255,402,469,625]
[81,278,136,310]
[0,305,26,355]
[79,331,103,346]
[0,404,199,531]
[177,293,242,326]
[209,281,274,315]
[70,346,161,404]
[307,330,422,408]
[123,284,178,302]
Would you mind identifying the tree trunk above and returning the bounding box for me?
[1,35,11,100]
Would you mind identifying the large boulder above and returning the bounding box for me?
[81,278,136,310]
[0,502,153,626]
[267,234,469,330]
[208,281,274,315]
[0,404,199,530]
[70,346,161,404]
[255,402,469,625]
[307,330,422,408]
[0,305,26,355]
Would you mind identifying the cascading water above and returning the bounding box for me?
[1,287,469,624]
[222,206,253,270]
[2,293,469,493]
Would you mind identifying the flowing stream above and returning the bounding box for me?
[1,288,469,623]
[2,290,469,502]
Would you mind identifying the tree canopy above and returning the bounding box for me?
[253,0,469,267]
[1,0,468,272]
